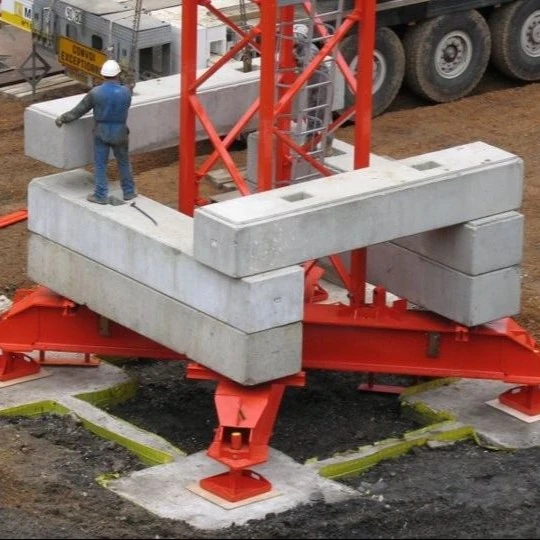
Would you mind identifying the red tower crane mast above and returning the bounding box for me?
[176,0,540,502]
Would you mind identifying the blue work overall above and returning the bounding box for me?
[59,80,135,201]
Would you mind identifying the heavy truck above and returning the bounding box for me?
[1,0,539,116]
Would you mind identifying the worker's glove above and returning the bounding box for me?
[55,117,64,127]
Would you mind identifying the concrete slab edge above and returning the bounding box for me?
[303,378,483,480]
[306,421,476,480]
[66,405,183,467]
[0,375,184,466]
[0,399,70,417]
[71,369,138,409]
[399,377,461,424]
[401,394,460,426]
[399,377,461,398]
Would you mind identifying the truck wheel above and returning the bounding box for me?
[490,0,540,81]
[403,10,491,103]
[340,27,405,117]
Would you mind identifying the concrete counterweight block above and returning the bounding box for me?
[28,234,302,385]
[393,211,524,275]
[193,142,523,277]
[321,210,524,282]
[27,170,303,334]
[24,65,261,169]
[27,169,305,385]
[366,242,521,327]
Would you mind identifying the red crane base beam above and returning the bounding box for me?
[0,286,185,381]
[303,298,540,385]
[0,209,28,228]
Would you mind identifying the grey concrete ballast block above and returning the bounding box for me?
[193,142,523,277]
[24,65,261,169]
[321,211,524,280]
[27,170,303,334]
[366,242,521,326]
[393,211,524,275]
[28,234,302,386]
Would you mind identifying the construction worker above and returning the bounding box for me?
[55,59,137,205]
[292,23,331,149]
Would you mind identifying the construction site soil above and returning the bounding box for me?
[2,54,540,538]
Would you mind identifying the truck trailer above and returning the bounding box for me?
[2,0,539,116]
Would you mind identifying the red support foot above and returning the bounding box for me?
[498,385,540,416]
[200,469,271,502]
[0,352,41,382]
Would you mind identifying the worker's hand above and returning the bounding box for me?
[55,117,63,127]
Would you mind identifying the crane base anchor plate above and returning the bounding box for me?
[199,469,272,503]
[0,352,41,383]
[498,385,540,416]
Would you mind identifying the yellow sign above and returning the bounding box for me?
[0,1,33,32]
[58,36,107,79]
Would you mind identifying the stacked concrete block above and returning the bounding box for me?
[317,146,525,325]
[193,141,523,278]
[324,139,394,173]
[323,211,523,274]
[24,64,261,169]
[391,211,524,275]
[27,170,303,385]
[28,234,301,386]
[366,242,521,326]
[245,134,391,190]
[364,211,524,326]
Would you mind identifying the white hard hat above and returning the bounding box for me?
[293,23,309,38]
[100,59,122,77]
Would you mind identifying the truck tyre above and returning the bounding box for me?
[490,0,540,81]
[403,10,491,103]
[340,27,405,117]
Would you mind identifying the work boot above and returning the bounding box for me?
[123,192,138,201]
[87,194,108,205]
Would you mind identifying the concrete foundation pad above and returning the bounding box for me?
[106,448,359,529]
[486,399,540,423]
[0,369,52,388]
[402,379,540,448]
[0,362,128,410]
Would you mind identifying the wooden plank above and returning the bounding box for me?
[3,76,68,94]
[0,74,79,98]
[14,80,79,98]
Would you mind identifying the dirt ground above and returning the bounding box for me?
[2,35,540,538]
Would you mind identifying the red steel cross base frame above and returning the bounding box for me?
[2,284,539,503]
[173,0,540,501]
[1,0,539,505]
